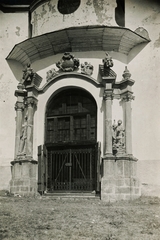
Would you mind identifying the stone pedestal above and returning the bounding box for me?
[101,156,141,202]
[10,160,38,196]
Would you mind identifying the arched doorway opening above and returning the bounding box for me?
[45,87,98,193]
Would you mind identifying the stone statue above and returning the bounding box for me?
[56,52,80,72]
[18,116,28,155]
[112,120,125,155]
[103,52,114,69]
[46,68,58,82]
[81,62,94,76]
[21,63,34,86]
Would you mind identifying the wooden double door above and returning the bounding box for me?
[38,89,100,193]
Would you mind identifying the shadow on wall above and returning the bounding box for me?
[128,42,149,63]
[7,60,24,82]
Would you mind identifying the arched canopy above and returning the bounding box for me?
[6,25,150,66]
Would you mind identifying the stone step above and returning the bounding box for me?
[42,192,100,199]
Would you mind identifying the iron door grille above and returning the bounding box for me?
[47,147,96,192]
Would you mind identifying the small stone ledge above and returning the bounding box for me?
[11,159,38,165]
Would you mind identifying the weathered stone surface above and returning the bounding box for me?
[10,161,38,196]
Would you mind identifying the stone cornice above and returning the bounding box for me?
[113,79,135,90]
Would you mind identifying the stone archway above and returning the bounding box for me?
[44,87,98,193]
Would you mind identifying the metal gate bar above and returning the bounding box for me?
[47,148,95,192]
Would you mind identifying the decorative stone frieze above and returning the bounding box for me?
[81,62,94,76]
[46,68,58,82]
[56,52,80,72]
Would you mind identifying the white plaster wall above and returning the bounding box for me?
[31,0,117,36]
[124,0,160,192]
[0,11,29,189]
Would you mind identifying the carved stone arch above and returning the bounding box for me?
[44,85,99,192]
[38,72,103,95]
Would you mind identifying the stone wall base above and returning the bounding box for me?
[101,156,141,202]
[10,160,38,196]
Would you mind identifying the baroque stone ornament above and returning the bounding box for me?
[112,120,125,155]
[18,115,28,155]
[56,52,80,72]
[121,92,135,102]
[15,101,24,111]
[21,63,34,86]
[103,89,113,101]
[103,52,114,69]
[122,66,131,80]
[46,68,58,82]
[81,62,94,76]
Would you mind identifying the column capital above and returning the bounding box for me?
[26,97,38,108]
[103,89,113,100]
[121,91,135,102]
[15,101,25,111]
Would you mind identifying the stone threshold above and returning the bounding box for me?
[43,192,100,199]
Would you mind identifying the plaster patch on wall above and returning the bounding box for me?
[93,0,116,24]
[15,27,20,36]
[41,5,47,18]
[86,0,92,6]
[154,34,160,48]
[142,11,160,25]
[48,1,56,13]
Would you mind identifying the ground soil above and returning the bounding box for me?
[0,192,160,240]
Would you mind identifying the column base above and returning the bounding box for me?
[10,159,38,196]
[101,156,141,202]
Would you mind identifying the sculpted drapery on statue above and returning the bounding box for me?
[112,120,125,155]
[18,115,28,155]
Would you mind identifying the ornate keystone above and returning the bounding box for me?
[56,52,80,72]
[81,62,94,76]
[122,66,131,80]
